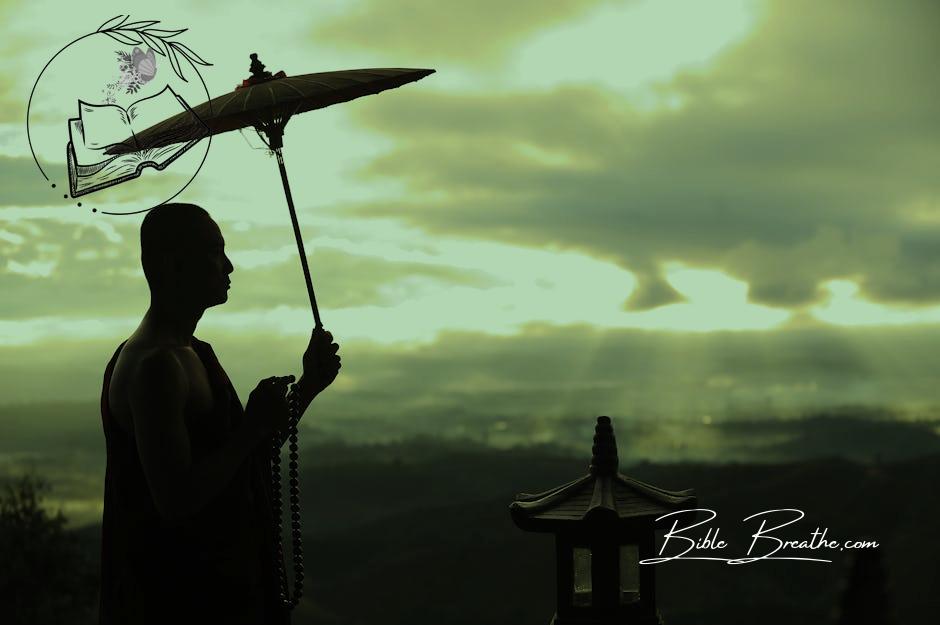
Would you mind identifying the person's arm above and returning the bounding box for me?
[270,329,342,448]
[129,350,263,524]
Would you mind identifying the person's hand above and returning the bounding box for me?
[244,375,294,442]
[301,327,341,397]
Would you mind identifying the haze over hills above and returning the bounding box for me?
[2,400,939,528]
[47,441,939,625]
[4,401,937,623]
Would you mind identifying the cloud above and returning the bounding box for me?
[0,154,203,208]
[4,322,940,425]
[0,217,499,321]
[0,156,68,205]
[0,75,21,124]
[341,0,940,310]
[311,0,615,66]
[226,244,499,311]
[0,0,43,123]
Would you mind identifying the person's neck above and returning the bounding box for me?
[143,297,205,347]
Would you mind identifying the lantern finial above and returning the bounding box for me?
[589,415,619,476]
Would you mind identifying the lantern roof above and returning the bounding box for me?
[509,416,696,532]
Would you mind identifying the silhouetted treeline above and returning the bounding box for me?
[0,474,98,624]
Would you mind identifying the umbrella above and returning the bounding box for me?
[108,58,435,329]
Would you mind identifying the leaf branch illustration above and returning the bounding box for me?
[97,15,212,82]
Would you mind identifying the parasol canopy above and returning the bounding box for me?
[102,59,435,331]
[106,67,434,155]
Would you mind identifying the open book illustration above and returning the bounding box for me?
[66,85,208,197]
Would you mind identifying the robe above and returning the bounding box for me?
[97,338,292,625]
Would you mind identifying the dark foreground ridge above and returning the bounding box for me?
[5,439,934,625]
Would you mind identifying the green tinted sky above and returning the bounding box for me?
[2,0,940,422]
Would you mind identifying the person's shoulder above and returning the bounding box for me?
[119,339,186,384]
[140,349,187,388]
[138,346,184,369]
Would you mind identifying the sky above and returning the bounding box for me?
[2,0,940,434]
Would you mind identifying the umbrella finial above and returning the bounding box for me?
[237,53,288,90]
[250,53,272,80]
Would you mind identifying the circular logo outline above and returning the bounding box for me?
[26,15,214,216]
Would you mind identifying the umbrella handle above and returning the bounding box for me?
[274,145,323,329]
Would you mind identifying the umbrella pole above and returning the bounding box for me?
[272,141,323,330]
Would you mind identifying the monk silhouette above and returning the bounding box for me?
[97,203,340,624]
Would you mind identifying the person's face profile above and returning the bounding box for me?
[167,215,234,308]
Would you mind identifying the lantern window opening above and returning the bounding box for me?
[572,546,593,607]
[619,543,641,605]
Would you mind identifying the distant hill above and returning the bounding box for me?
[65,442,939,625]
[5,404,936,529]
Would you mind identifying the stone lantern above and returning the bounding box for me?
[510,416,697,625]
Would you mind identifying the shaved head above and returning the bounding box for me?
[140,203,214,288]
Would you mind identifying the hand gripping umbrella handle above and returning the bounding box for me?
[274,146,323,330]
